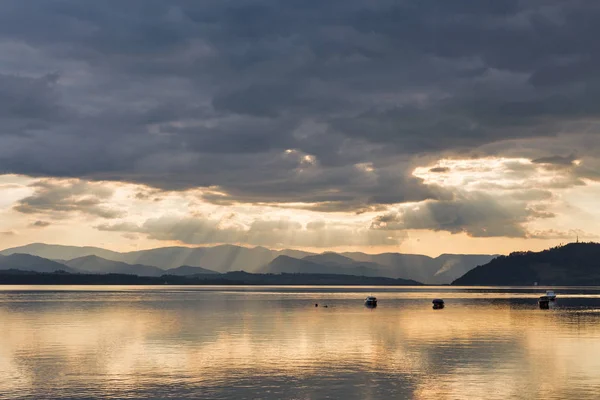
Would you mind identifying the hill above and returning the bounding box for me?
[452,243,600,285]
[0,254,75,273]
[165,265,220,276]
[64,255,165,276]
[0,243,122,261]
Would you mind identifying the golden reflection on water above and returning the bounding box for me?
[2,286,600,399]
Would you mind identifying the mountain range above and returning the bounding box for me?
[0,253,78,274]
[3,242,598,286]
[0,243,497,284]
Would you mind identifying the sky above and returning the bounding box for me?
[1,0,600,256]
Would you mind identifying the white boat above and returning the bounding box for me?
[364,296,377,307]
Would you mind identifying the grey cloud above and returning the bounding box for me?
[0,73,63,122]
[121,233,140,240]
[14,179,123,219]
[0,1,600,211]
[212,82,303,118]
[371,192,553,238]
[134,189,163,201]
[429,167,450,173]
[30,220,51,228]
[532,154,577,166]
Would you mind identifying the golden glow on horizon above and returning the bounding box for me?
[413,157,581,191]
[0,153,599,256]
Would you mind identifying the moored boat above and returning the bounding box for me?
[432,299,445,309]
[365,296,377,307]
[538,296,551,309]
[539,291,557,309]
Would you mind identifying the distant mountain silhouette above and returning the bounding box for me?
[64,255,165,276]
[453,243,600,285]
[0,253,75,273]
[116,244,315,271]
[259,255,394,278]
[303,253,357,265]
[0,243,122,261]
[302,253,393,276]
[0,243,496,284]
[0,252,221,278]
[165,265,220,276]
[1,243,314,272]
[261,255,386,277]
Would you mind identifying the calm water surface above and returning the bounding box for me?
[2,285,600,399]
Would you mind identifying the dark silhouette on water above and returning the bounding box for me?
[0,270,422,286]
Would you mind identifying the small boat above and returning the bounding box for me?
[538,296,552,309]
[432,299,445,309]
[365,296,377,307]
[539,291,557,309]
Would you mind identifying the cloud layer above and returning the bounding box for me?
[1,1,600,248]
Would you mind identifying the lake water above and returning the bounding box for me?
[2,286,600,399]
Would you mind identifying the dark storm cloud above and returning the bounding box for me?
[0,73,64,124]
[1,0,600,215]
[532,154,577,166]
